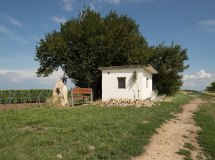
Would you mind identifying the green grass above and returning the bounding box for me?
[184,142,195,151]
[0,93,191,160]
[195,92,215,160]
[176,148,192,160]
[176,142,195,160]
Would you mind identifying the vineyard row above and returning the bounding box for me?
[0,89,52,104]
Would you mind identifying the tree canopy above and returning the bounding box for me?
[206,81,215,92]
[35,8,151,98]
[149,43,189,95]
[35,8,188,97]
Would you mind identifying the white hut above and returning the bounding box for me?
[98,65,158,101]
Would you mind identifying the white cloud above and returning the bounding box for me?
[0,57,12,63]
[0,25,28,44]
[62,0,74,11]
[205,28,215,33]
[183,70,212,80]
[103,0,156,4]
[182,70,214,91]
[14,54,29,59]
[0,14,23,27]
[182,78,215,91]
[88,1,96,10]
[10,35,28,44]
[106,0,121,4]
[0,69,61,83]
[1,69,35,83]
[198,19,215,33]
[8,17,23,27]
[198,19,215,27]
[51,16,67,24]
[0,25,11,34]
[60,0,155,12]
[182,81,197,87]
[99,0,156,4]
[0,69,74,90]
[0,54,30,64]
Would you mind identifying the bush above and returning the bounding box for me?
[206,81,215,92]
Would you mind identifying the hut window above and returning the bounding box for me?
[118,77,126,89]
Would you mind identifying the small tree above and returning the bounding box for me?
[149,42,189,95]
[206,81,215,92]
[130,71,139,99]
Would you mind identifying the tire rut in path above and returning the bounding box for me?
[132,98,206,160]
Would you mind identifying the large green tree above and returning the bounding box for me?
[35,8,151,98]
[35,8,189,97]
[149,43,189,95]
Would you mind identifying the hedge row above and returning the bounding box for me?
[0,89,52,104]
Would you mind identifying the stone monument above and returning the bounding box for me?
[51,79,68,106]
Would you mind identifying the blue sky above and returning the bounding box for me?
[0,0,214,90]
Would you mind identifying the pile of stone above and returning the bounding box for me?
[104,98,155,107]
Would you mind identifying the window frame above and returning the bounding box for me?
[117,77,126,89]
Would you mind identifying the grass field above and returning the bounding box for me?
[195,92,215,160]
[0,93,191,160]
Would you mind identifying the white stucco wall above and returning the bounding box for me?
[142,70,153,100]
[101,68,153,101]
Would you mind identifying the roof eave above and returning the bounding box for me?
[144,65,158,74]
[98,64,158,74]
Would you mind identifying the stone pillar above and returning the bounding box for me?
[51,79,68,106]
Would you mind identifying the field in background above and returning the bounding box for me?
[195,92,215,160]
[0,89,52,104]
[0,93,191,159]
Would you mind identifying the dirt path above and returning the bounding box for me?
[132,98,206,160]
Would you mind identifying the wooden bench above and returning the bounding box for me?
[71,88,93,106]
